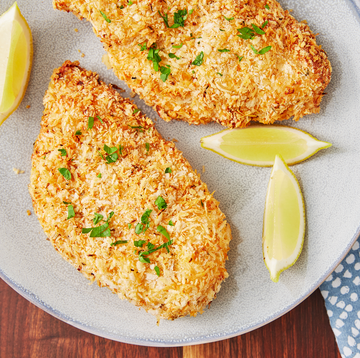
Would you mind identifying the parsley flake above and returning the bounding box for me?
[104,144,118,164]
[63,201,71,205]
[96,115,104,124]
[93,213,104,225]
[67,205,75,220]
[88,116,94,129]
[128,223,132,229]
[97,173,102,178]
[128,0,133,5]
[157,225,170,240]
[154,265,160,276]
[147,46,162,72]
[138,239,173,264]
[251,23,265,35]
[169,53,180,60]
[168,220,174,226]
[236,54,244,62]
[138,42,147,51]
[261,20,269,28]
[145,142,150,153]
[155,196,167,210]
[134,240,146,247]
[160,65,171,82]
[219,28,225,31]
[75,130,82,136]
[58,148,67,156]
[218,48,230,53]
[82,211,114,237]
[192,51,204,66]
[58,168,71,180]
[133,108,141,114]
[111,240,128,246]
[159,9,191,28]
[224,15,234,21]
[251,45,272,55]
[99,10,111,23]
[237,27,255,40]
[165,167,172,173]
[172,43,183,49]
[265,4,270,10]
[217,72,223,76]
[135,209,152,234]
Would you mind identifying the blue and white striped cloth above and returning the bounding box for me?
[320,237,360,357]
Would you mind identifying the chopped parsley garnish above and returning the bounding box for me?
[134,240,146,247]
[172,43,183,49]
[138,239,173,263]
[99,10,111,23]
[97,150,105,160]
[158,9,192,28]
[88,116,94,129]
[251,45,272,55]
[165,167,172,173]
[145,142,150,153]
[160,65,171,82]
[236,54,244,62]
[154,265,160,276]
[168,220,174,226]
[63,201,71,205]
[169,53,180,60]
[128,0,133,5]
[217,72,223,76]
[223,15,234,21]
[218,48,230,53]
[111,240,128,246]
[192,51,204,66]
[82,211,114,237]
[93,213,104,225]
[58,148,67,156]
[155,196,167,210]
[96,115,104,124]
[75,130,82,136]
[135,209,152,234]
[67,204,75,220]
[219,29,225,31]
[147,46,162,72]
[128,223,132,229]
[119,5,124,9]
[133,108,141,114]
[97,173,102,178]
[119,145,124,156]
[157,225,170,240]
[58,168,71,180]
[138,42,147,51]
[103,144,118,164]
[261,20,268,28]
[200,200,204,207]
[251,23,265,35]
[237,27,255,40]
[265,4,270,10]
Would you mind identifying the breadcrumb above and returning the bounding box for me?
[29,61,231,320]
[54,0,331,128]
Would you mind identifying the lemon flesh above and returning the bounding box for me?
[263,155,305,282]
[200,125,331,166]
[0,2,33,125]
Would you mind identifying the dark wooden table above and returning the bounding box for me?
[0,278,340,358]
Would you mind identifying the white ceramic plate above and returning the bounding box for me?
[1,0,360,347]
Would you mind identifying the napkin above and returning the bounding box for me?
[320,237,360,357]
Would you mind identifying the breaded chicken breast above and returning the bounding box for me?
[29,61,231,321]
[54,0,331,128]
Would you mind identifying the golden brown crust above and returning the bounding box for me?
[29,61,231,320]
[54,0,331,128]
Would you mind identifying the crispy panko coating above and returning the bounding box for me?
[29,61,231,320]
[54,0,331,128]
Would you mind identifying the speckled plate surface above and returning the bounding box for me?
[1,0,360,347]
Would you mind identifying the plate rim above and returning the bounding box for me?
[1,0,360,347]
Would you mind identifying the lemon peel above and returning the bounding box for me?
[0,2,33,125]
[200,125,331,166]
[263,155,305,282]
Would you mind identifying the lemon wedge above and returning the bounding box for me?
[0,2,33,125]
[200,125,331,166]
[263,155,305,282]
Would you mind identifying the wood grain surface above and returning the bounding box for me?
[0,278,341,358]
